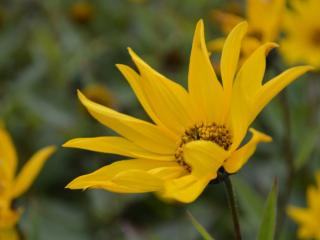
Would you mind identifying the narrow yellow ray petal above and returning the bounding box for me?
[11,146,56,198]
[0,227,19,240]
[287,206,313,224]
[63,136,174,161]
[188,19,224,123]
[306,186,318,210]
[230,43,278,149]
[161,175,210,203]
[128,48,194,135]
[249,66,313,124]
[220,21,248,116]
[116,64,178,138]
[223,129,271,174]
[66,159,184,193]
[247,0,285,42]
[184,140,229,179]
[0,207,20,229]
[0,125,18,181]
[235,42,279,98]
[77,90,177,154]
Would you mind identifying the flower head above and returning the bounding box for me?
[280,0,320,68]
[0,124,55,229]
[288,171,320,239]
[64,20,312,203]
[209,0,285,61]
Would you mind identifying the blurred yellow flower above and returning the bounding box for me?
[64,20,311,203]
[0,124,55,233]
[70,1,94,24]
[288,172,320,239]
[280,0,320,68]
[0,226,19,240]
[209,0,284,61]
[82,84,116,108]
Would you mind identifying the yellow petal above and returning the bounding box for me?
[0,227,19,240]
[184,140,228,179]
[230,43,278,148]
[250,66,313,124]
[247,0,285,42]
[220,21,248,120]
[306,186,320,210]
[0,207,20,229]
[0,125,18,181]
[116,64,176,138]
[188,19,224,123]
[287,206,313,225]
[223,129,272,174]
[128,48,194,135]
[77,90,177,154]
[11,146,56,198]
[235,42,279,98]
[160,175,210,203]
[63,136,173,161]
[66,159,185,193]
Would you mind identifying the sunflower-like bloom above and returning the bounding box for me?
[209,0,284,61]
[288,172,320,239]
[0,124,55,236]
[280,0,320,68]
[64,20,312,203]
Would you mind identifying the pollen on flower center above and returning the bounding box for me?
[175,122,232,172]
[310,28,320,46]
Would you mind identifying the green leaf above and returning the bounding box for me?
[187,211,215,240]
[233,177,264,225]
[257,181,278,240]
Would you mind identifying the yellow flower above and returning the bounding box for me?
[0,124,56,229]
[209,0,285,61]
[64,20,311,203]
[280,0,320,68]
[70,1,94,24]
[0,227,19,240]
[287,172,320,239]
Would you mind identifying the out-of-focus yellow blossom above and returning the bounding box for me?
[209,0,285,62]
[288,172,320,240]
[64,20,311,203]
[0,124,56,236]
[70,1,94,24]
[82,84,116,108]
[280,0,320,68]
[0,226,19,240]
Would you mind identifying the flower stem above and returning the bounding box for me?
[276,89,294,238]
[223,175,242,240]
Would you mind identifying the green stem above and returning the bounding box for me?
[276,90,294,239]
[224,175,242,240]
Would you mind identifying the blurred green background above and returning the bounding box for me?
[0,0,319,239]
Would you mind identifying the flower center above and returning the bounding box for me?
[310,28,320,47]
[175,122,232,172]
